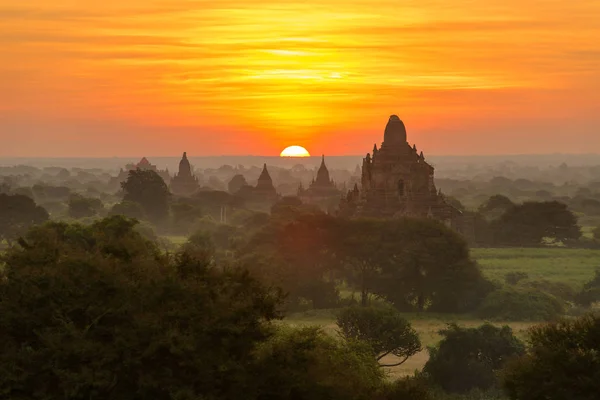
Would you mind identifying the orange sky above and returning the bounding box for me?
[1,0,599,157]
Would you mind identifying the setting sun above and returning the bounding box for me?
[280,145,311,158]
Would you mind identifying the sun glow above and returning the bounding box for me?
[280,145,311,157]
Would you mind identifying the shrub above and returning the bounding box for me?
[252,326,384,400]
[593,226,600,240]
[520,279,576,302]
[502,314,600,400]
[505,272,528,285]
[575,268,600,306]
[423,324,525,394]
[336,306,421,367]
[477,287,564,321]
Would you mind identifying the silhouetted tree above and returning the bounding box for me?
[228,174,248,194]
[109,200,145,220]
[492,201,580,246]
[121,169,170,223]
[0,216,283,399]
[424,324,525,393]
[67,194,104,219]
[336,306,421,367]
[0,193,49,246]
[502,314,600,400]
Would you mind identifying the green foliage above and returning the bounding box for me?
[170,199,203,234]
[424,323,525,394]
[375,377,432,400]
[478,195,514,220]
[504,272,528,285]
[491,201,581,246]
[341,218,490,313]
[121,169,170,223]
[240,213,339,310]
[575,269,600,306]
[520,279,576,303]
[502,314,600,400]
[68,193,104,219]
[477,287,564,321]
[252,326,385,400]
[0,216,283,399]
[336,306,421,367]
[0,193,49,245]
[109,200,145,220]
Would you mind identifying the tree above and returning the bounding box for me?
[252,326,384,400]
[593,226,600,240]
[0,216,283,399]
[109,200,145,220]
[121,169,170,223]
[336,306,421,367]
[479,194,514,220]
[477,287,564,321]
[239,213,339,310]
[339,218,490,313]
[492,201,581,246]
[228,174,248,194]
[170,199,203,234]
[0,193,49,245]
[68,193,104,219]
[502,314,600,400]
[424,324,525,394]
[575,269,600,306]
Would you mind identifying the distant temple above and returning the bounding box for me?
[298,155,341,212]
[339,115,459,225]
[254,163,278,200]
[113,157,170,186]
[170,152,200,196]
[236,163,279,207]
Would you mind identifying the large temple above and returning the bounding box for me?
[170,152,200,196]
[339,115,459,225]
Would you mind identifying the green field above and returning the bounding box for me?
[472,247,600,287]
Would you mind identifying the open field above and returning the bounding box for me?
[472,247,600,287]
[284,309,537,379]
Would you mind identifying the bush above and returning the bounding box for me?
[505,272,528,285]
[252,326,384,400]
[336,306,421,367]
[375,377,431,400]
[423,324,525,394]
[593,226,600,240]
[477,287,564,321]
[502,314,600,400]
[575,268,600,306]
[520,279,576,302]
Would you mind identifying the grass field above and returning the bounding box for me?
[284,309,537,379]
[472,247,600,287]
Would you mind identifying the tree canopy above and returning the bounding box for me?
[0,193,49,245]
[424,323,525,394]
[502,314,600,400]
[0,216,284,399]
[336,306,421,367]
[121,169,170,223]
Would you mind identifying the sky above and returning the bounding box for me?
[1,0,599,157]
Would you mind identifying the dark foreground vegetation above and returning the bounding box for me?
[0,215,598,399]
[1,160,600,399]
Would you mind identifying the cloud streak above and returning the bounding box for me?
[1,0,599,156]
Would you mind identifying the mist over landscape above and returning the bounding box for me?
[2,0,600,399]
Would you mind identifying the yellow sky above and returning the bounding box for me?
[1,0,599,157]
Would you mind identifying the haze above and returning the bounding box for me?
[1,0,599,157]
